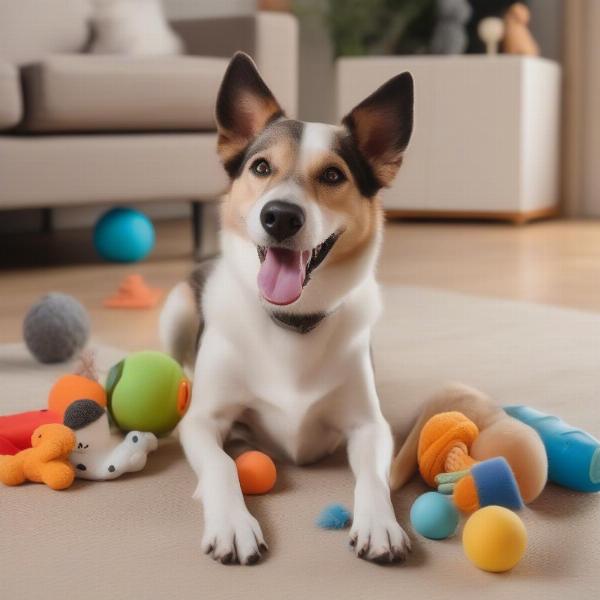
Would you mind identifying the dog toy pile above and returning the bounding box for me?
[411,411,529,571]
[411,406,600,572]
[0,350,189,490]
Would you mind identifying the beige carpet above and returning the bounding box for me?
[1,286,599,600]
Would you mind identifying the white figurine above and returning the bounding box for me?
[478,17,505,55]
[64,400,158,480]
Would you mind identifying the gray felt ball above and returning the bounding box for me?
[23,293,90,364]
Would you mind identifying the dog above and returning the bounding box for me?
[160,52,414,565]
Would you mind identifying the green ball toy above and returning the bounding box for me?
[106,351,191,435]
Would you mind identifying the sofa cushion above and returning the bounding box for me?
[21,55,228,133]
[0,61,22,129]
[0,0,91,65]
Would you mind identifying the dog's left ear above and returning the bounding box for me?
[342,72,413,188]
[215,52,284,175]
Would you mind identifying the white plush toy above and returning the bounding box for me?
[90,0,182,56]
[64,400,157,480]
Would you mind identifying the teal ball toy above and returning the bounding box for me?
[106,351,191,435]
[410,492,459,540]
[94,207,155,263]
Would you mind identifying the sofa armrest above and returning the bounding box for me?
[170,12,298,117]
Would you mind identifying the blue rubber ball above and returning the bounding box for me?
[410,492,459,540]
[94,208,155,263]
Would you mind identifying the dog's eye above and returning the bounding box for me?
[320,167,345,185]
[251,158,271,177]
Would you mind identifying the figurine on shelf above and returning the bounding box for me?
[477,17,505,55]
[431,0,473,55]
[502,2,540,56]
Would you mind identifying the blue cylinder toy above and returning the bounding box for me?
[94,207,155,263]
[505,405,600,493]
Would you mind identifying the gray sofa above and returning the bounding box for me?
[0,1,298,255]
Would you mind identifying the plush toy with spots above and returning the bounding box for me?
[64,400,157,480]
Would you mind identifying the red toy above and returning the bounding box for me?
[0,409,61,455]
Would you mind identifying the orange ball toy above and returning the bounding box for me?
[235,451,277,495]
[48,374,107,419]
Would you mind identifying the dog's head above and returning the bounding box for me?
[216,53,413,313]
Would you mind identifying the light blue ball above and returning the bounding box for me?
[94,208,155,263]
[410,492,459,540]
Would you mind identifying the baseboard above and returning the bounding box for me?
[385,206,560,225]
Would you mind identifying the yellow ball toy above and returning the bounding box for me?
[462,506,527,572]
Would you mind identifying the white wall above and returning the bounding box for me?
[582,1,600,216]
[529,0,562,62]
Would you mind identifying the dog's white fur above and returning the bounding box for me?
[160,78,411,565]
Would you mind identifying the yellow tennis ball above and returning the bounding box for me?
[463,506,527,572]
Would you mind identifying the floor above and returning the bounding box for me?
[2,217,600,350]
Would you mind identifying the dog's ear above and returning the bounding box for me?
[342,72,413,188]
[215,52,284,175]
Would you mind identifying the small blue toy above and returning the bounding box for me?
[436,457,523,513]
[410,491,459,540]
[316,503,352,529]
[94,207,155,263]
[505,405,600,493]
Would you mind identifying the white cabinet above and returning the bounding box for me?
[336,55,561,222]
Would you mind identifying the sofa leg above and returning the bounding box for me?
[191,201,220,260]
[41,208,53,234]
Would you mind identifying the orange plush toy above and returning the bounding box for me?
[417,411,479,487]
[0,423,76,490]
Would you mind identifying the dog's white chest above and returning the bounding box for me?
[236,321,350,463]
[197,259,382,465]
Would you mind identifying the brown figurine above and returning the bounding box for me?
[502,2,540,56]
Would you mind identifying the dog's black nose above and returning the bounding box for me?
[260,200,305,242]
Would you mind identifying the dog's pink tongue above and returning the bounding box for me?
[258,247,307,305]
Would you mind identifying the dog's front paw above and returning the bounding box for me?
[202,508,267,566]
[349,513,411,564]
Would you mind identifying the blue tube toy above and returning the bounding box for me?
[504,405,600,493]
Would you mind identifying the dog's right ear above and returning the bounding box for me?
[215,52,284,176]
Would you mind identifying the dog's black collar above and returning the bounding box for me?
[270,310,328,334]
